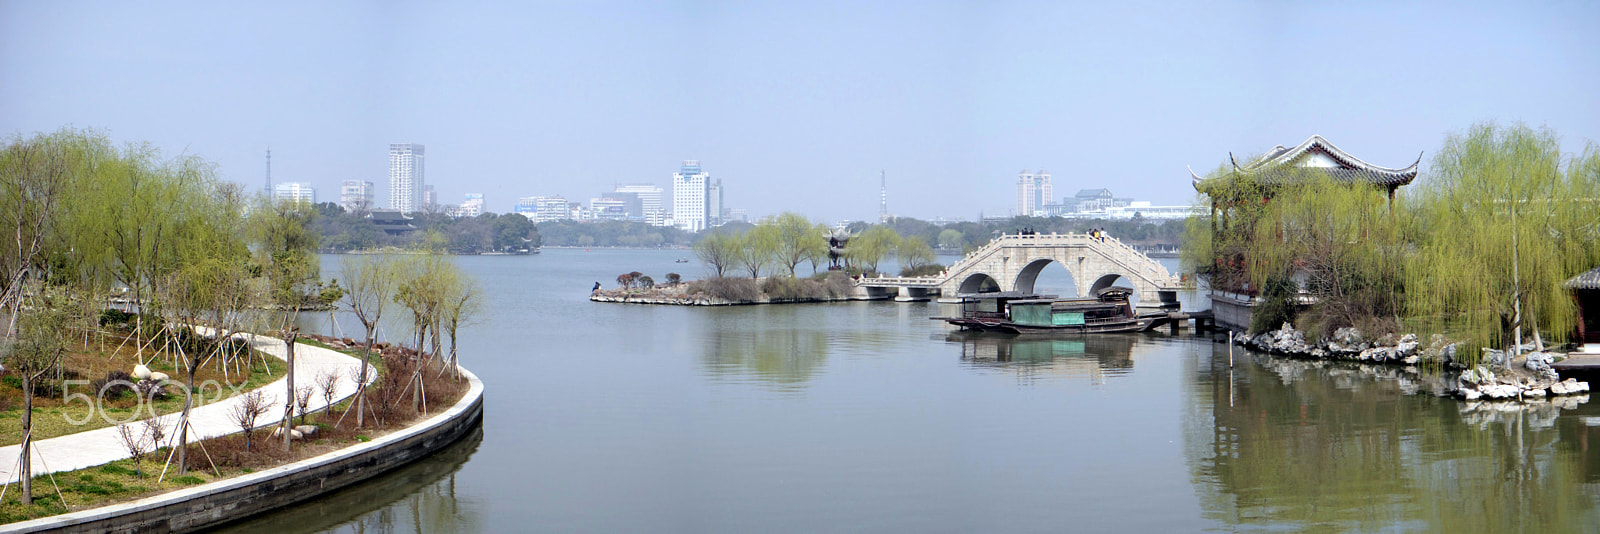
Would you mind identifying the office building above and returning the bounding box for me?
[340,180,374,213]
[515,196,571,223]
[273,182,316,205]
[1016,169,1052,217]
[615,184,666,226]
[461,194,484,217]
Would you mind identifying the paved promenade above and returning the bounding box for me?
[0,334,369,483]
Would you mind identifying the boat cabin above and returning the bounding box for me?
[1006,287,1135,328]
[958,291,1054,321]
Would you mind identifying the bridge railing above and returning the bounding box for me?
[856,232,1184,289]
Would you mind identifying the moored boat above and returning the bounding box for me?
[935,287,1147,334]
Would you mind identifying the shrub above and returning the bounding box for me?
[688,277,761,301]
[899,264,945,277]
[92,371,136,400]
[97,309,135,327]
[761,277,828,301]
[822,271,854,298]
[1250,275,1300,334]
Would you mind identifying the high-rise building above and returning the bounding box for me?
[672,161,711,232]
[389,143,425,213]
[340,180,374,213]
[706,178,723,227]
[461,194,484,218]
[1016,169,1052,217]
[590,197,629,221]
[615,184,666,226]
[274,182,316,205]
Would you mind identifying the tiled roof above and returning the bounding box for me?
[1191,135,1421,191]
[1568,267,1600,291]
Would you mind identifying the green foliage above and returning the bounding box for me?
[1250,276,1301,334]
[693,232,738,277]
[688,277,762,301]
[899,263,946,277]
[536,219,682,248]
[1405,123,1600,351]
[897,236,935,270]
[848,226,901,272]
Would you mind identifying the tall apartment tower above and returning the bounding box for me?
[673,160,710,232]
[389,143,426,213]
[1016,169,1052,217]
[340,180,375,213]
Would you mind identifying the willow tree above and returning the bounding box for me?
[0,133,70,338]
[847,226,902,273]
[3,289,67,505]
[1406,123,1600,355]
[767,212,825,277]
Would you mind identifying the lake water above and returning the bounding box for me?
[218,248,1600,532]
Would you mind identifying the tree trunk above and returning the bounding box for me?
[282,327,297,451]
[20,378,33,505]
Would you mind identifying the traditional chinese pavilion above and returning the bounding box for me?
[1190,135,1422,331]
[1191,135,1422,202]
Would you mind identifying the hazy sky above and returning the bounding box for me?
[3,1,1597,222]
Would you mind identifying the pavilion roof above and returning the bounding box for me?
[1191,135,1422,192]
[1568,266,1600,291]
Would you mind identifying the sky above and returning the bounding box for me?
[3,1,1597,222]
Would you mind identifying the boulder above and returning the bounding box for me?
[1525,387,1547,398]
[1525,352,1554,372]
[1481,384,1519,399]
[149,371,169,382]
[132,364,152,380]
[293,425,319,437]
[1459,387,1483,401]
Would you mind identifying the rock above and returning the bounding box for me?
[1333,326,1363,347]
[1482,384,1519,399]
[294,425,319,437]
[1460,387,1483,401]
[149,371,169,382]
[1442,343,1459,365]
[1525,352,1554,372]
[1396,340,1420,358]
[1525,388,1547,398]
[1376,333,1398,347]
[1399,333,1418,345]
[271,427,306,440]
[1403,355,1419,365]
[132,364,152,380]
[1552,381,1572,395]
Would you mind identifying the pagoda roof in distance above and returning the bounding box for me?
[1191,135,1422,192]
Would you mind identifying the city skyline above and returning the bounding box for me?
[3,2,1598,221]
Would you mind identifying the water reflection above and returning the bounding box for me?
[1185,346,1600,531]
[947,331,1137,384]
[214,423,485,534]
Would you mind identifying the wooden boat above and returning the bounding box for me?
[936,287,1147,334]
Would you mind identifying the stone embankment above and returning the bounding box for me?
[588,289,857,306]
[1240,322,1589,404]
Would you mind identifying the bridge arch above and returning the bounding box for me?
[957,273,1001,294]
[1013,258,1080,297]
[1089,272,1140,307]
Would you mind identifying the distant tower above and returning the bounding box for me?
[878,170,889,224]
[264,148,272,195]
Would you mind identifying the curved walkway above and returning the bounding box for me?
[0,334,370,484]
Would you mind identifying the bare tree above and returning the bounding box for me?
[229,390,273,451]
[316,368,342,421]
[143,416,166,455]
[116,423,149,478]
[295,385,314,426]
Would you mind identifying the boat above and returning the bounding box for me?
[935,287,1148,334]
[675,258,689,263]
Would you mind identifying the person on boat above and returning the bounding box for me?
[592,281,601,292]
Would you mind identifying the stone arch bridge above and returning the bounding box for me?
[858,233,1184,310]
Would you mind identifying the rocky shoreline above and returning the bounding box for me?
[1239,322,1589,404]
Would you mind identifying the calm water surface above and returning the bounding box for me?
[217,248,1600,532]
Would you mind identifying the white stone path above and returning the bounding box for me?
[0,334,369,484]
